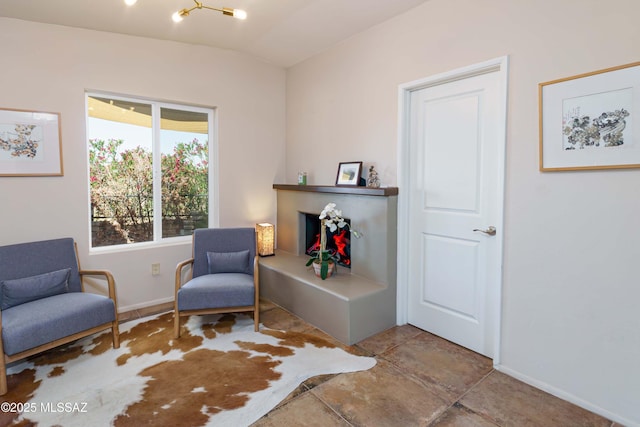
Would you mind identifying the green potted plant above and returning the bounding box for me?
[306,202,361,279]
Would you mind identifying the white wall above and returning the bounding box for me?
[0,18,286,312]
[286,0,640,425]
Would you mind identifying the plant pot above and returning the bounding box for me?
[312,260,335,279]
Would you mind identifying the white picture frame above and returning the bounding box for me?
[0,108,63,176]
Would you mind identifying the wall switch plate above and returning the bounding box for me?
[151,263,160,276]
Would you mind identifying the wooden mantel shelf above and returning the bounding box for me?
[273,184,398,197]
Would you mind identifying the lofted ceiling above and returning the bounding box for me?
[0,0,430,68]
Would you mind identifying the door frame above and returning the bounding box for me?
[396,56,509,365]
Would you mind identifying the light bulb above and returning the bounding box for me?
[233,9,247,20]
[124,0,137,5]
[172,11,184,22]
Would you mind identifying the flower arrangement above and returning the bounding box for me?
[306,202,362,279]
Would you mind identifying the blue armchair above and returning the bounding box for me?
[0,238,119,395]
[174,228,259,338]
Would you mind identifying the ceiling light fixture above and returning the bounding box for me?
[172,0,247,23]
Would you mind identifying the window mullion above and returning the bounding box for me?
[209,110,219,228]
[152,103,163,241]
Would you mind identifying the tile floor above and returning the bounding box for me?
[252,300,617,427]
[123,300,618,427]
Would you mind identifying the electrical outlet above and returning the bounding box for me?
[151,263,160,276]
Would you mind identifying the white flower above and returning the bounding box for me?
[319,203,338,220]
[318,201,362,238]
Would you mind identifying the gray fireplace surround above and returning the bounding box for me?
[259,185,398,344]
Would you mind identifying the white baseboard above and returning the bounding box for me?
[495,364,637,427]
[118,297,174,314]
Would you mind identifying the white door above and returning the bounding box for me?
[407,67,505,358]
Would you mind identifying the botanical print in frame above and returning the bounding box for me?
[562,88,632,150]
[0,108,63,176]
[539,61,640,171]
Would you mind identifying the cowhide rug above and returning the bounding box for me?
[1,312,375,426]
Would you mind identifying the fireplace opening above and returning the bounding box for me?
[304,213,352,268]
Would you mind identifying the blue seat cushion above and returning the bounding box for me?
[177,273,255,311]
[2,292,116,356]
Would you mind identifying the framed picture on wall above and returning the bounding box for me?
[0,108,63,176]
[539,61,640,171]
[335,161,363,186]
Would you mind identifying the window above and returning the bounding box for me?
[87,93,215,248]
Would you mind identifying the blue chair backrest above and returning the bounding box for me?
[0,238,82,293]
[192,228,256,279]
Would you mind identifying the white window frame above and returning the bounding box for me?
[86,92,219,252]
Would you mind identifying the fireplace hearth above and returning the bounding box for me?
[259,184,398,344]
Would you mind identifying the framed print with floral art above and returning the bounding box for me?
[0,108,63,176]
[539,61,640,171]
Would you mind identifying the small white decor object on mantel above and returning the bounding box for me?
[366,165,381,188]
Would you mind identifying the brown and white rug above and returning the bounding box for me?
[1,312,375,426]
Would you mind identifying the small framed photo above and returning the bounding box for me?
[0,108,63,176]
[335,161,363,186]
[539,61,640,171]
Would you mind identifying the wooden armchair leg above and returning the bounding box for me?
[0,325,7,395]
[253,308,259,332]
[112,322,120,349]
[0,358,7,396]
[174,312,181,339]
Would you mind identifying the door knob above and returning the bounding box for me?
[473,226,496,236]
